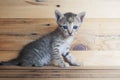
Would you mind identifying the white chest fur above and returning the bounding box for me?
[64,36,74,46]
[58,36,74,54]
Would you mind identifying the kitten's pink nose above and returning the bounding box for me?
[68,31,72,36]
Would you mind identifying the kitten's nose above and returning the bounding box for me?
[68,26,73,36]
[68,31,72,36]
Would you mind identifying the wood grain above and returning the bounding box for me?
[0,0,120,18]
[0,18,120,66]
[0,18,120,50]
[0,66,120,79]
[0,51,120,66]
[0,78,120,80]
[0,1,120,80]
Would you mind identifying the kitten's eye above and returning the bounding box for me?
[73,26,78,29]
[62,26,68,29]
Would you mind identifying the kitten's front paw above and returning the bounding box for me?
[52,60,69,68]
[71,62,81,66]
[60,62,70,68]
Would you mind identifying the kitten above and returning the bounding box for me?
[0,10,85,67]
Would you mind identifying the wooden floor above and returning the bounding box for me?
[0,66,120,80]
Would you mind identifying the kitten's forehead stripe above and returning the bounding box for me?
[68,17,73,23]
[64,13,77,23]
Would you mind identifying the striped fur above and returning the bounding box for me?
[0,10,85,67]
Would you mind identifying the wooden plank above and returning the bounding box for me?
[0,51,19,61]
[0,67,120,74]
[0,18,56,50]
[0,66,120,70]
[0,73,120,78]
[0,24,55,35]
[0,18,120,50]
[0,18,56,35]
[0,66,120,78]
[0,78,120,80]
[0,51,120,66]
[0,0,120,18]
[0,18,56,24]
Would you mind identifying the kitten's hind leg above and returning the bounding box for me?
[63,52,80,66]
[19,62,33,66]
[32,64,43,67]
[18,60,35,67]
[32,62,44,67]
[19,62,43,67]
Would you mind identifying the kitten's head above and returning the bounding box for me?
[55,10,86,37]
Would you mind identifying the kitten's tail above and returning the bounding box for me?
[0,59,19,66]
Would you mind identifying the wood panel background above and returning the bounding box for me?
[0,0,120,18]
[0,66,120,80]
[0,18,120,66]
[0,51,120,66]
[0,18,120,51]
[0,0,120,66]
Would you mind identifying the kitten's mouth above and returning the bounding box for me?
[64,34,71,38]
[69,34,72,36]
[68,33,73,36]
[66,34,73,37]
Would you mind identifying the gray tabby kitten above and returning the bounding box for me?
[0,10,85,67]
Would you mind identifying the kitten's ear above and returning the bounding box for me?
[77,12,86,22]
[55,10,63,21]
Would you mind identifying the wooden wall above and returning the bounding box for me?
[0,18,120,51]
[0,0,120,50]
[0,0,120,18]
[0,0,120,66]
